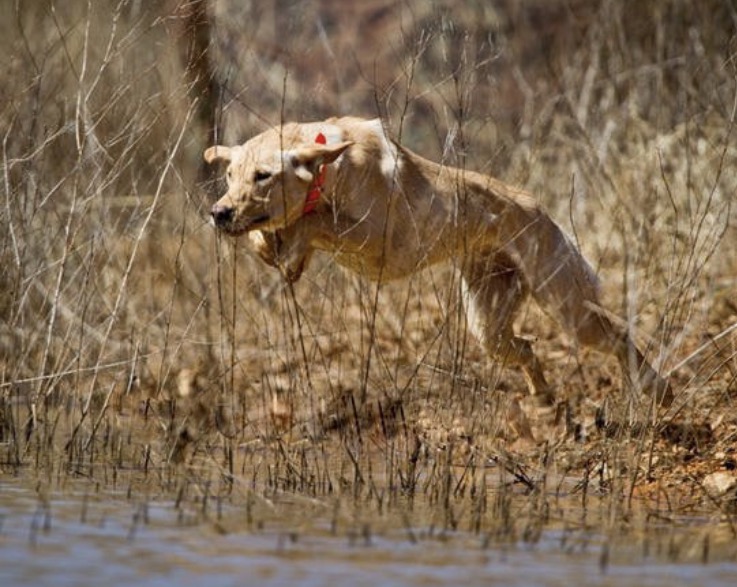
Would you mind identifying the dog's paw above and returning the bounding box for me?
[247,226,314,282]
[278,258,306,283]
[248,230,280,267]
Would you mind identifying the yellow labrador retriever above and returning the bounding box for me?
[205,116,673,407]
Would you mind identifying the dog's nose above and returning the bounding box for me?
[211,204,234,226]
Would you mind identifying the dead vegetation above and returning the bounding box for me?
[1,0,736,560]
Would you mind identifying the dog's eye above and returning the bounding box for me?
[253,170,272,183]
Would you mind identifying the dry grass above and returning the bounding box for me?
[1,0,736,556]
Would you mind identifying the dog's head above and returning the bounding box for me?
[204,130,352,236]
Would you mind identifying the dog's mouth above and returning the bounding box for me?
[212,213,271,236]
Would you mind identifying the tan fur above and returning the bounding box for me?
[205,116,673,407]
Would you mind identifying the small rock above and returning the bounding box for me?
[703,471,737,496]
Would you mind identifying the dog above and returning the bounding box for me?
[204,116,673,407]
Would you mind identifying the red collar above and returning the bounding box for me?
[302,132,327,215]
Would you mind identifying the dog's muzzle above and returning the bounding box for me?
[211,203,234,227]
[210,204,271,234]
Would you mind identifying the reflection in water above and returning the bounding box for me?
[1,479,735,587]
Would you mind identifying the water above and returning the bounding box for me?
[1,479,735,587]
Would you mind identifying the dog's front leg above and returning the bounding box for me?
[247,220,317,283]
[247,230,281,268]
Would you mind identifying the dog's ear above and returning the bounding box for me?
[203,146,232,165]
[290,141,353,181]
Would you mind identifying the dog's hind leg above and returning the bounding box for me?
[526,257,673,407]
[462,253,555,406]
[511,215,673,408]
[571,302,674,407]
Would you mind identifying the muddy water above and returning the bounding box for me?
[1,478,735,587]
